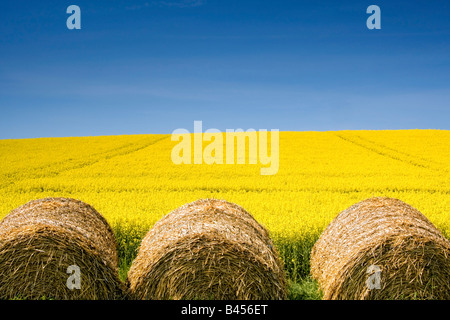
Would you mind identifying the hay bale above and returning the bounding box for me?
[310,197,450,300]
[0,198,125,299]
[127,199,287,300]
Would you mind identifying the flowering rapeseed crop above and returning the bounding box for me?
[1,130,449,282]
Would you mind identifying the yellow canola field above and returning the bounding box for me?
[0,130,449,241]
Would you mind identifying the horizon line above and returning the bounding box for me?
[0,128,447,141]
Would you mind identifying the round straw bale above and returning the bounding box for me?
[0,198,124,300]
[310,197,450,300]
[127,199,287,300]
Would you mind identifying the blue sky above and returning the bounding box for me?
[1,0,449,139]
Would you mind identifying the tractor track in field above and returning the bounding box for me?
[352,134,447,169]
[334,133,447,173]
[50,135,169,175]
[0,135,169,191]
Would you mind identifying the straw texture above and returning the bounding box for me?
[0,198,125,300]
[127,199,287,300]
[310,197,450,300]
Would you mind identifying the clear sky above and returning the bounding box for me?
[1,0,449,139]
